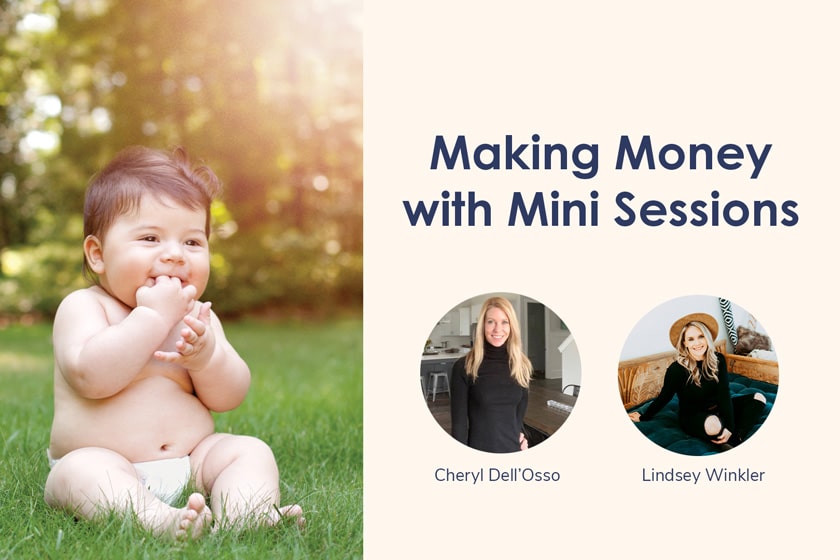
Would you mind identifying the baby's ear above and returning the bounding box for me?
[83,235,106,274]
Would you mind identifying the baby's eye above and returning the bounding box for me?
[140,235,158,242]
[185,239,203,247]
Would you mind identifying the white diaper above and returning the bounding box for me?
[48,451,192,505]
[131,455,192,504]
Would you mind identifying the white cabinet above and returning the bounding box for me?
[456,307,471,336]
[444,307,471,336]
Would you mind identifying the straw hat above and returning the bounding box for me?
[669,313,719,348]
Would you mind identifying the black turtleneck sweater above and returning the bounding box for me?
[450,342,529,453]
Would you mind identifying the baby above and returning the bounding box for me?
[45,146,303,539]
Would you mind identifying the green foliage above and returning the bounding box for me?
[0,240,86,315]
[0,318,363,559]
[207,224,363,316]
[1,0,362,318]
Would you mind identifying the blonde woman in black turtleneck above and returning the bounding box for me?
[450,297,532,453]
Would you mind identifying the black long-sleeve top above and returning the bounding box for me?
[450,342,529,453]
[640,352,735,432]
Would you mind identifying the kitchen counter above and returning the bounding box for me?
[421,348,470,361]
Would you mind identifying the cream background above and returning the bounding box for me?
[364,1,837,557]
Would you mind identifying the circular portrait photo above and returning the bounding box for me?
[420,292,581,453]
[618,295,778,455]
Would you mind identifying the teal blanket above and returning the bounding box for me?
[629,373,777,456]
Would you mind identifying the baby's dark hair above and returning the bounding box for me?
[83,145,221,282]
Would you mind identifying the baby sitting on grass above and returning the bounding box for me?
[45,146,303,539]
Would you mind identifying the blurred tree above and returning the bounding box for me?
[1,0,362,318]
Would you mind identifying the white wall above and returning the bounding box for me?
[557,334,581,385]
[426,292,524,346]
[429,292,581,385]
[619,294,770,361]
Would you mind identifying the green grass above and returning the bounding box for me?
[0,317,362,559]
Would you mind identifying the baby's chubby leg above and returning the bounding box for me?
[44,447,210,539]
[190,434,304,529]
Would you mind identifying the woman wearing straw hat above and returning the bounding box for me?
[628,312,766,449]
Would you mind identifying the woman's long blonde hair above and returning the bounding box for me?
[465,297,532,388]
[675,320,719,387]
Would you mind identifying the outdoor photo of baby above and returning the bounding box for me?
[44,146,304,539]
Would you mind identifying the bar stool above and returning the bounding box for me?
[420,375,427,399]
[428,371,449,401]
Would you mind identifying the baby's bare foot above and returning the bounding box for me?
[143,492,211,540]
[174,493,211,540]
[274,504,305,529]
